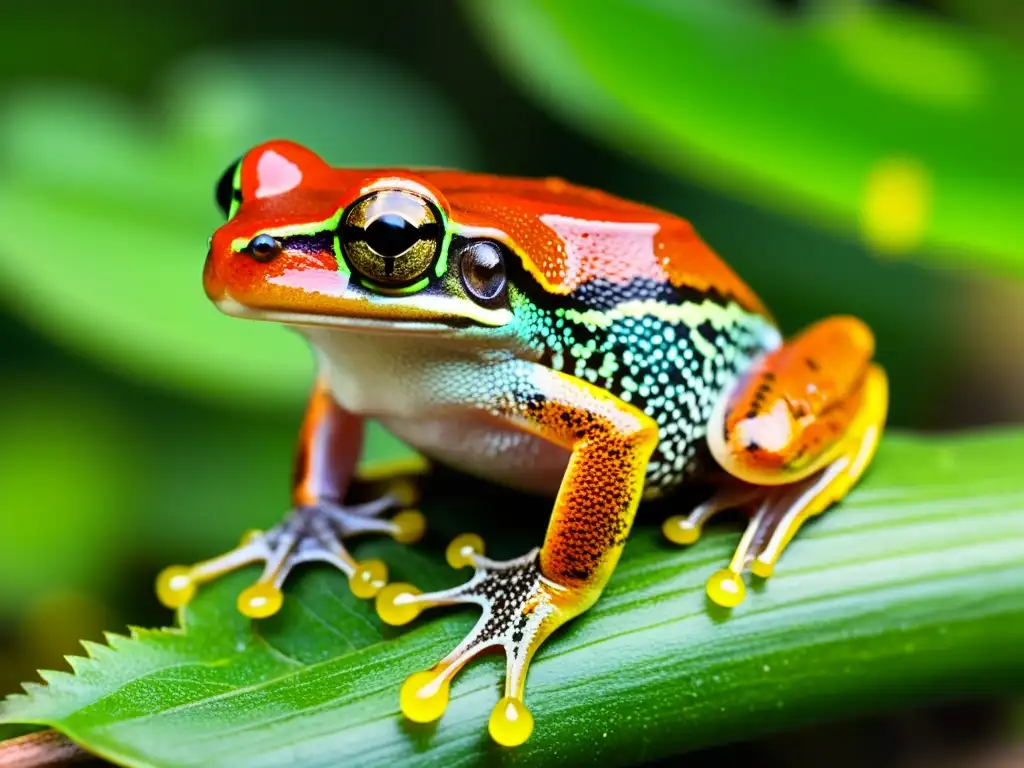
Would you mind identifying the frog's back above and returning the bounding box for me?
[418,171,782,494]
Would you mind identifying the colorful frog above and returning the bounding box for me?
[156,140,888,746]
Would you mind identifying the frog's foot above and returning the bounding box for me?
[665,321,888,609]
[375,535,574,747]
[661,483,763,547]
[156,491,426,618]
[664,446,874,609]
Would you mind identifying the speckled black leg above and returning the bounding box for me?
[376,541,568,746]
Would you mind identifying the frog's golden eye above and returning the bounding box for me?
[340,190,441,285]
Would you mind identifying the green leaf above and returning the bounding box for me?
[465,0,1024,271]
[3,430,1024,766]
[0,49,478,409]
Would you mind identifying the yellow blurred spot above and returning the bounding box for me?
[489,697,534,747]
[751,558,775,579]
[349,559,388,599]
[376,582,423,626]
[237,582,283,619]
[861,157,930,255]
[400,670,449,723]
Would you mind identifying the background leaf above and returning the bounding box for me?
[0,49,478,409]
[0,380,138,610]
[465,0,1024,270]
[2,429,1023,767]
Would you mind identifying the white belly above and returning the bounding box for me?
[379,413,568,495]
[300,326,569,496]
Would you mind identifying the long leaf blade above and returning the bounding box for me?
[1,430,1023,767]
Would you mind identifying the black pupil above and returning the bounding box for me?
[365,214,421,258]
[250,234,278,258]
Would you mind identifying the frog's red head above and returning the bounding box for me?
[203,140,515,332]
[204,140,768,334]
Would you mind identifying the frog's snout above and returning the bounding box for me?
[202,246,226,302]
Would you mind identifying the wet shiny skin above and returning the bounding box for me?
[157,139,888,748]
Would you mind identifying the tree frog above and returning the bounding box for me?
[157,140,887,747]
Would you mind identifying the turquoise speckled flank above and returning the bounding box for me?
[509,283,780,494]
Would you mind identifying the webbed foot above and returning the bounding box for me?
[665,319,888,608]
[375,534,576,747]
[156,483,425,617]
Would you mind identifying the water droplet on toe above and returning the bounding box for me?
[391,510,426,544]
[489,697,534,747]
[156,566,196,609]
[238,583,284,618]
[400,670,449,723]
[376,582,423,625]
[662,515,700,545]
[446,533,485,569]
[349,559,388,599]
[706,569,746,608]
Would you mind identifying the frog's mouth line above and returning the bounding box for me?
[215,297,468,335]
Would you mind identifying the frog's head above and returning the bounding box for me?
[204,140,515,335]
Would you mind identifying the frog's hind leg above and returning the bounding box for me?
[374,362,658,746]
[666,316,888,608]
[155,377,428,618]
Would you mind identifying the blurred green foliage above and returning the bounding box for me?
[467,0,1024,270]
[0,50,477,407]
[0,0,1021,764]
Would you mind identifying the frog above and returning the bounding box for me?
[156,140,888,747]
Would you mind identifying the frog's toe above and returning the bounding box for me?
[155,494,426,617]
[376,536,564,747]
[692,459,855,608]
[661,483,762,546]
[660,483,805,608]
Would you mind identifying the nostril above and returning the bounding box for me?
[245,234,282,262]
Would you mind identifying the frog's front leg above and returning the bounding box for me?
[375,362,657,746]
[156,376,427,617]
[663,316,888,607]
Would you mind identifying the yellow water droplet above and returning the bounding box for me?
[155,566,196,609]
[391,510,426,544]
[661,515,700,545]
[489,697,534,747]
[861,157,930,255]
[400,670,449,723]
[706,569,747,608]
[237,582,284,619]
[376,582,423,626]
[446,533,484,569]
[349,559,388,599]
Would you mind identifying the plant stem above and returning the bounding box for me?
[0,730,91,767]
